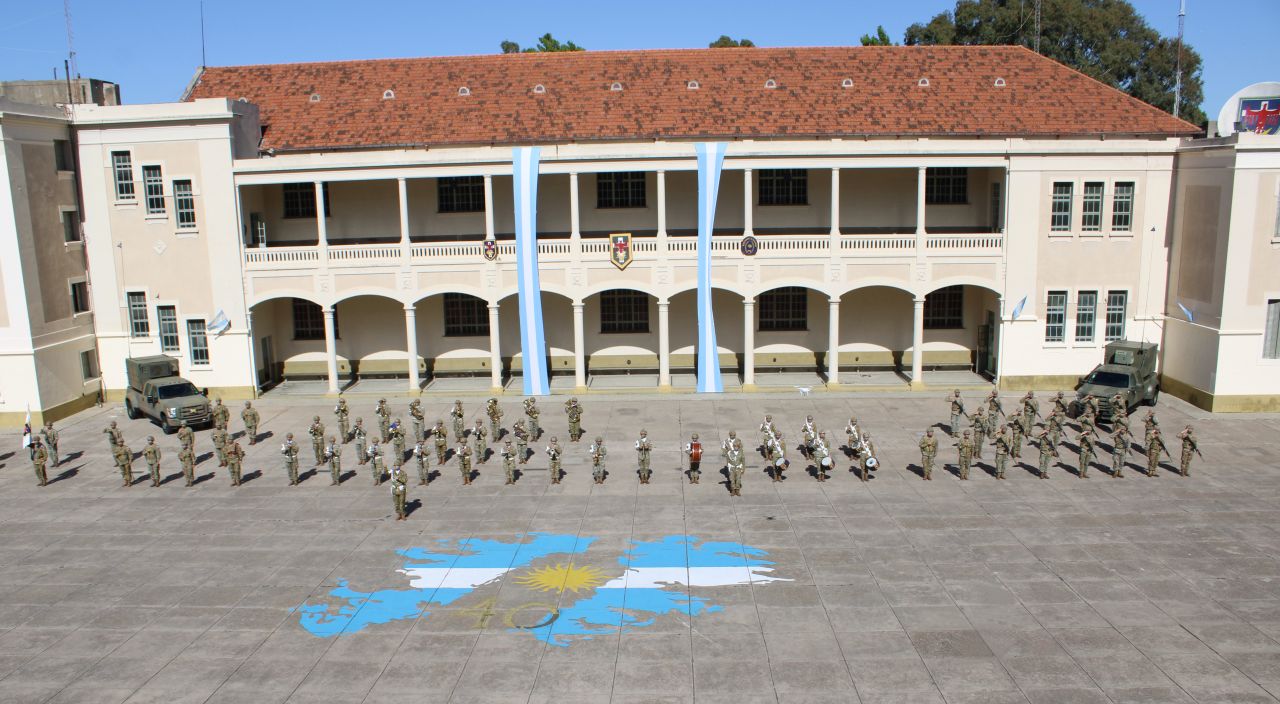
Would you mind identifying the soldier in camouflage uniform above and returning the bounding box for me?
[211,398,230,432]
[524,398,541,441]
[946,390,965,438]
[1110,423,1131,478]
[375,398,391,443]
[458,441,474,486]
[486,398,503,439]
[281,433,300,486]
[565,398,583,442]
[408,399,424,444]
[179,443,196,487]
[390,464,408,521]
[986,389,1005,421]
[1143,410,1160,443]
[1010,414,1027,460]
[1146,428,1169,477]
[353,418,368,465]
[472,419,488,463]
[104,420,123,451]
[919,429,938,481]
[1046,409,1065,448]
[368,440,385,485]
[335,397,350,443]
[30,438,48,487]
[413,440,429,485]
[432,420,448,465]
[308,416,326,465]
[325,436,341,486]
[969,407,989,459]
[812,431,832,482]
[1036,428,1057,479]
[546,437,563,484]
[225,439,244,486]
[144,436,162,487]
[1177,425,1199,477]
[1051,390,1069,417]
[41,423,59,467]
[636,430,653,484]
[1077,426,1097,478]
[857,432,877,482]
[113,442,134,487]
[1021,391,1041,431]
[241,401,260,445]
[212,426,229,468]
[390,419,407,466]
[591,437,607,484]
[992,424,1011,480]
[514,419,531,464]
[954,429,974,480]
[449,400,465,442]
[501,440,517,485]
[177,421,194,454]
[727,438,745,496]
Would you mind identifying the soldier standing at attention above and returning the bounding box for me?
[1010,415,1027,460]
[335,397,350,443]
[946,390,966,438]
[1081,393,1101,420]
[1146,428,1169,477]
[969,407,988,459]
[685,434,703,485]
[857,432,877,482]
[212,398,230,432]
[325,436,341,486]
[459,441,474,486]
[1077,410,1097,442]
[390,464,408,521]
[177,421,194,455]
[565,398,583,442]
[486,398,503,440]
[501,440,518,485]
[919,429,938,481]
[843,416,861,456]
[1109,423,1130,478]
[1021,391,1040,431]
[1047,409,1065,448]
[1143,410,1160,442]
[41,423,59,467]
[281,433,300,486]
[375,398,391,443]
[727,439,745,496]
[987,389,1005,420]
[241,401,260,445]
[1052,391,1069,417]
[767,431,788,482]
[179,442,196,487]
[472,419,488,463]
[113,441,134,487]
[413,440,429,485]
[408,399,424,444]
[1110,393,1128,426]
[546,437,563,484]
[524,398,541,440]
[1077,426,1097,478]
[813,431,832,482]
[636,430,653,484]
[954,430,974,480]
[144,436,162,487]
[308,416,326,466]
[353,418,368,465]
[212,425,229,468]
[450,400,466,442]
[513,420,530,465]
[761,414,778,452]
[390,419,407,466]
[225,439,244,487]
[104,420,123,450]
[992,425,1011,480]
[591,437,607,484]
[1177,425,1200,477]
[1036,428,1057,479]
[368,440,385,485]
[432,420,448,465]
[31,438,48,487]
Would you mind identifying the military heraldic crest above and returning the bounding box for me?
[610,233,633,270]
[1240,98,1280,135]
[482,239,498,261]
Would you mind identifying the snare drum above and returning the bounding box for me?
[866,456,879,470]
[820,457,832,468]
[774,457,789,470]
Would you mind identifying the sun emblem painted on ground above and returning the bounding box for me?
[295,533,788,646]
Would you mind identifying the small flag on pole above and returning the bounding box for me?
[1176,301,1195,323]
[21,408,31,449]
[1011,296,1027,320]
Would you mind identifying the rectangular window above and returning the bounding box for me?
[1051,182,1073,231]
[758,169,808,206]
[1112,182,1135,231]
[1105,291,1128,341]
[437,176,485,213]
[142,165,165,214]
[758,287,808,331]
[443,293,489,336]
[54,139,73,172]
[1265,300,1280,359]
[1081,182,1104,232]
[1045,290,1068,342]
[127,292,149,336]
[71,281,91,314]
[282,182,330,219]
[157,305,180,352]
[926,167,968,205]
[596,172,647,209]
[1075,291,1097,342]
[924,285,964,329]
[292,298,331,340]
[599,290,649,334]
[173,180,196,228]
[80,350,98,381]
[111,151,134,200]
[187,319,209,365]
[62,211,80,243]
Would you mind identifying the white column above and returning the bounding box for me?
[743,298,755,388]
[915,166,927,251]
[323,305,339,393]
[827,297,840,386]
[487,303,502,391]
[911,297,926,388]
[829,167,841,236]
[315,181,329,262]
[742,168,753,236]
[569,172,580,239]
[657,300,671,388]
[404,304,419,391]
[656,170,668,248]
[483,174,495,240]
[994,295,1005,385]
[397,176,410,237]
[572,302,586,390]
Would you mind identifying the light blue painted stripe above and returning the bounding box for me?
[695,142,727,393]
[513,147,549,396]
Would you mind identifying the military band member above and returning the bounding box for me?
[179,443,196,487]
[1146,428,1169,477]
[368,440,385,485]
[212,426,229,468]
[281,433,300,486]
[353,418,368,465]
[685,434,703,484]
[241,401,260,445]
[1021,391,1040,430]
[591,437,607,484]
[514,420,530,465]
[41,422,59,467]
[375,398,391,443]
[1110,424,1130,478]
[104,420,123,450]
[919,429,938,480]
[727,439,745,496]
[305,416,324,465]
[844,416,861,455]
[501,440,517,485]
[946,390,966,438]
[1051,390,1069,417]
[1177,425,1200,477]
[723,430,740,462]
[1035,428,1056,479]
[450,400,466,442]
[226,439,245,486]
[325,436,341,486]
[993,425,1011,479]
[813,431,832,482]
[390,464,408,520]
[143,436,162,487]
[636,430,653,484]
[1077,427,1097,478]
[31,438,48,487]
[113,442,134,487]
[212,398,230,431]
[800,417,817,458]
[413,440,429,485]
[459,442,474,485]
[472,419,488,463]
[766,431,788,482]
[390,419,407,465]
[969,407,988,459]
[432,420,448,465]
[565,398,583,442]
[954,430,974,480]
[408,399,424,444]
[987,389,1005,419]
[524,398,541,440]
[177,421,194,453]
[1010,415,1027,460]
[334,396,350,443]
[760,414,777,451]
[486,398,503,439]
[857,432,877,482]
[547,437,563,484]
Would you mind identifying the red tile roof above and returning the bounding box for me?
[185,46,1199,152]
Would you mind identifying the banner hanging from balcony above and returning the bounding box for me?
[513,146,549,396]
[695,142,727,393]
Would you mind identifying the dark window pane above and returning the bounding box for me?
[599,290,649,333]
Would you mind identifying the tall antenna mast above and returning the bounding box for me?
[199,0,207,68]
[1173,0,1186,119]
[63,0,78,80]
[1034,0,1042,53]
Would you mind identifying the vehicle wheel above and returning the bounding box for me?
[1147,387,1159,406]
[162,421,178,435]
[125,400,140,420]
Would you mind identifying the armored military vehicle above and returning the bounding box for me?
[1070,341,1158,421]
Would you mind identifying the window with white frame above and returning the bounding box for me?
[926,167,968,204]
[443,293,489,336]
[157,305,180,352]
[292,298,331,340]
[80,350,98,381]
[111,151,134,200]
[924,286,964,329]
[142,165,165,215]
[187,319,209,365]
[127,292,149,336]
[282,182,330,219]
[599,290,649,334]
[71,281,90,314]
[1050,182,1073,231]
[1265,300,1280,359]
[1081,182,1104,232]
[174,180,196,229]
[596,172,647,209]
[1045,290,1067,342]
[758,287,808,331]
[758,169,808,206]
[62,210,79,243]
[1075,291,1097,342]
[1112,182,1135,231]
[438,176,485,213]
[1105,291,1128,341]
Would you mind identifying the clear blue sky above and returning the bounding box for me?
[3,0,1273,119]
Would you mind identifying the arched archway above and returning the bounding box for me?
[836,285,917,384]
[248,294,346,390]
[749,285,831,385]
[496,290,575,392]
[668,286,745,390]
[582,288,661,388]
[411,291,496,385]
[916,282,1004,383]
[331,293,417,384]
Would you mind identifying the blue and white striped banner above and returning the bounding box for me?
[513,146,549,396]
[695,142,727,393]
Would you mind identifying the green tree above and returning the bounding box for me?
[903,0,1204,124]
[859,25,895,46]
[709,35,755,48]
[500,34,585,54]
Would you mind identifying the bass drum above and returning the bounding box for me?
[819,457,832,468]
[866,456,879,471]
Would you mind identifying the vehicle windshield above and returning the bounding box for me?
[157,382,201,399]
[1085,371,1131,388]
